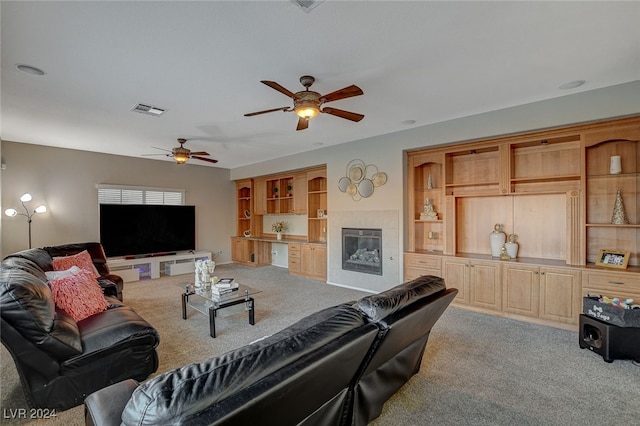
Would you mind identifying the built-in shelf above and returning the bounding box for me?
[406,115,640,330]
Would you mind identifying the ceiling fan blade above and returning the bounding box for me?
[189,151,210,156]
[296,117,309,131]
[261,81,296,98]
[244,107,291,117]
[191,155,218,164]
[141,153,171,157]
[321,107,365,122]
[150,146,173,152]
[320,85,363,103]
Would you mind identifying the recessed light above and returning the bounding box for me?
[402,120,416,125]
[559,80,586,90]
[16,64,45,76]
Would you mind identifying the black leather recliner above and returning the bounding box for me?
[1,245,160,410]
[84,275,456,425]
[350,276,458,424]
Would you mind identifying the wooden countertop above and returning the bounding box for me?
[234,236,326,247]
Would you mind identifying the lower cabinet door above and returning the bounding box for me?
[503,264,540,318]
[469,260,502,311]
[443,258,470,305]
[539,267,581,325]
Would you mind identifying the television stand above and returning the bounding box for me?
[108,251,212,282]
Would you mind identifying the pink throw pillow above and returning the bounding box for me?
[49,270,109,322]
[53,250,99,279]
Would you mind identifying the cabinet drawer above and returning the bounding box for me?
[583,271,640,300]
[405,267,442,281]
[584,271,640,288]
[404,253,441,270]
[289,258,301,273]
[288,243,301,258]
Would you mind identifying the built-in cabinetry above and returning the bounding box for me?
[301,244,327,281]
[230,236,271,267]
[582,269,640,302]
[288,243,301,274]
[503,264,581,325]
[307,168,327,243]
[231,179,271,267]
[236,179,252,237]
[584,126,639,267]
[442,257,502,311]
[233,165,327,281]
[404,252,442,280]
[289,242,327,281]
[405,115,639,330]
[254,173,308,215]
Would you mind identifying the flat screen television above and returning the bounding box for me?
[100,204,196,258]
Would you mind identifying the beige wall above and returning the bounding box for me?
[2,81,639,289]
[1,142,235,261]
[229,81,640,289]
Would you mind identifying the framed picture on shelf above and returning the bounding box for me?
[317,209,325,218]
[595,249,630,269]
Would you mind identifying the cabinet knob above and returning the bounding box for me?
[541,272,545,275]
[608,281,624,285]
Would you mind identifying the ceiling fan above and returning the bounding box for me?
[143,138,218,165]
[244,75,364,131]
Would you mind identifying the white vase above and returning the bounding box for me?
[610,155,622,174]
[490,226,506,257]
[276,232,282,240]
[505,242,519,259]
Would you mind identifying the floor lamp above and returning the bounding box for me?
[5,193,47,249]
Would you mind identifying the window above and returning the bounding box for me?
[97,184,184,205]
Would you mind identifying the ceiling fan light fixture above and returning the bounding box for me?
[296,105,319,118]
[174,154,189,164]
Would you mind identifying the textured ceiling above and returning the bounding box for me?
[2,1,639,168]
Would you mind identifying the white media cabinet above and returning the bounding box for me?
[107,251,212,282]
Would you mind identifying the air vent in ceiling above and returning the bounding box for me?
[291,0,325,13]
[131,103,166,116]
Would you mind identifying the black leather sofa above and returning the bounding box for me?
[43,242,124,301]
[0,244,160,410]
[84,275,457,425]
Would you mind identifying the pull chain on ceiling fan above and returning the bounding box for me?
[244,75,364,131]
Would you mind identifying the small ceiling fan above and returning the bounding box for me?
[244,75,364,131]
[143,138,218,164]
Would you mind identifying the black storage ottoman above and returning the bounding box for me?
[579,314,640,363]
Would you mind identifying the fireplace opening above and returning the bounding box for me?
[342,228,382,275]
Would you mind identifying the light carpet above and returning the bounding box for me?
[1,263,639,425]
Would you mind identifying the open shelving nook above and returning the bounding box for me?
[307,168,327,243]
[585,133,639,268]
[236,179,252,238]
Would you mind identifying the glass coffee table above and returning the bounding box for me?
[181,283,261,338]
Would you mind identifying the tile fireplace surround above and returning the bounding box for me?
[329,210,400,293]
